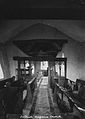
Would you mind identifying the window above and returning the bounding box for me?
[0,64,4,79]
[25,61,29,69]
[41,61,48,70]
[32,64,35,75]
[55,62,65,77]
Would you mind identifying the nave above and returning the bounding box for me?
[0,63,85,119]
[22,72,85,119]
[0,20,85,119]
[0,58,85,119]
[23,76,61,119]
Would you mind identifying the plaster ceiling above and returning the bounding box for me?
[0,20,85,43]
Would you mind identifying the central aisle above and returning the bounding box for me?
[34,76,51,116]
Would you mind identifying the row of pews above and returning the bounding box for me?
[0,75,39,119]
[0,76,28,118]
[50,76,85,119]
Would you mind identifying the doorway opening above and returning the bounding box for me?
[40,61,48,76]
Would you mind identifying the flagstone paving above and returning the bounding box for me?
[34,77,51,116]
[23,76,61,119]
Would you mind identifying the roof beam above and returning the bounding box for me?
[13,56,67,61]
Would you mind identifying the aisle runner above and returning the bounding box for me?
[34,77,51,117]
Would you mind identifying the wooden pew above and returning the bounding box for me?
[0,76,16,118]
[0,88,6,119]
[0,76,27,119]
[71,79,85,108]
[53,81,85,119]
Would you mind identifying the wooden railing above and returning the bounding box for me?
[56,83,85,116]
[51,77,85,119]
[25,74,42,105]
[28,75,43,116]
[0,74,43,119]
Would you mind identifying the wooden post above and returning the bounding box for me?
[29,61,32,76]
[34,78,37,89]
[59,62,61,85]
[18,60,21,80]
[23,60,26,78]
[48,61,51,88]
[61,92,63,100]
[26,84,32,104]
[47,61,50,87]
[53,84,57,101]
[65,60,67,79]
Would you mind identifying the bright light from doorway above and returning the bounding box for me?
[41,61,48,70]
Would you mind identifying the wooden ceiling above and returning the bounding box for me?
[13,39,67,57]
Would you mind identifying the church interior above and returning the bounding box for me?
[0,0,85,119]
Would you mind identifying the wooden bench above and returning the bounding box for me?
[0,76,27,119]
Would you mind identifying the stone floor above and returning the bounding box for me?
[23,76,61,119]
[34,77,51,117]
[7,77,82,119]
